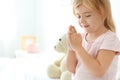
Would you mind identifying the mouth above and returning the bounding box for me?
[83,25,89,28]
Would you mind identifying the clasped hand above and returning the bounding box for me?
[67,25,82,51]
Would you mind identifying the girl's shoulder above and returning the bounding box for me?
[99,30,120,54]
[103,30,119,41]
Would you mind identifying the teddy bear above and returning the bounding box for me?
[47,34,72,80]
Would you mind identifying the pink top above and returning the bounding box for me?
[72,30,120,80]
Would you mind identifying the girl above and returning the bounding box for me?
[67,0,120,80]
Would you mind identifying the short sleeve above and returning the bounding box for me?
[100,32,120,54]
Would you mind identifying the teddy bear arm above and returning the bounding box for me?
[54,56,64,66]
[47,64,61,78]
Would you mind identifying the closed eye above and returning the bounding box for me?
[86,15,91,17]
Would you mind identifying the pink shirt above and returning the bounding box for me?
[73,30,120,80]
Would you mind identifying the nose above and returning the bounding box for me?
[79,17,86,24]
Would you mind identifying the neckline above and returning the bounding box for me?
[84,30,110,43]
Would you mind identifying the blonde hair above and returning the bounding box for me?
[72,0,116,32]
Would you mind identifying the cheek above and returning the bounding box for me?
[88,17,102,27]
[93,19,103,27]
[91,15,103,26]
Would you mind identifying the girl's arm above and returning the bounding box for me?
[66,49,77,73]
[75,47,115,77]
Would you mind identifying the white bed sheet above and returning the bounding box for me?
[0,49,61,80]
[0,49,120,80]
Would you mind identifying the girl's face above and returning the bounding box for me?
[74,5,105,33]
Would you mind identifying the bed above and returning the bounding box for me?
[0,49,61,80]
[0,49,120,80]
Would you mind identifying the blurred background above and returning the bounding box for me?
[0,0,119,57]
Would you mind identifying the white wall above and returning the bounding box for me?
[0,0,120,57]
[110,0,120,37]
[42,0,83,50]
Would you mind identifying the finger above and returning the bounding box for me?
[69,25,77,33]
[68,25,73,34]
[72,26,77,33]
[66,33,71,47]
[67,30,72,35]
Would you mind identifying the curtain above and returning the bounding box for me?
[0,0,43,58]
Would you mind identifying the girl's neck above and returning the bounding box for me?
[86,28,108,42]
